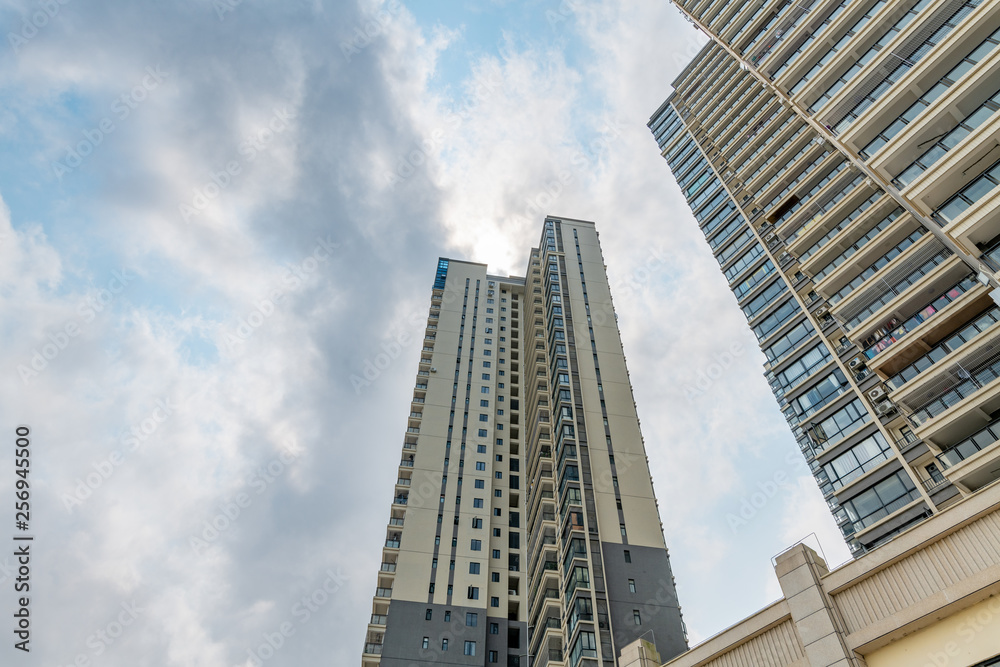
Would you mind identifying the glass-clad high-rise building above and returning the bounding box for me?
[362,218,687,667]
[650,0,1000,556]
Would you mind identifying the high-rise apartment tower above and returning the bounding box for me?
[362,218,687,667]
[650,0,1000,555]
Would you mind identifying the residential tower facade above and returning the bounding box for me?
[649,0,1000,555]
[362,218,687,667]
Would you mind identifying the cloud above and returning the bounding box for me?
[0,0,856,663]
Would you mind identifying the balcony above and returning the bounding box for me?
[374,587,392,598]
[859,274,978,362]
[379,562,396,572]
[885,306,1000,390]
[937,417,1000,492]
[370,613,387,625]
[363,643,383,655]
[903,346,1000,428]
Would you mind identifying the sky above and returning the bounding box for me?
[0,0,851,665]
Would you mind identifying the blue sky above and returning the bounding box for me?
[0,1,850,665]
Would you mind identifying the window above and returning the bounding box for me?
[477,444,486,453]
[429,583,435,593]
[624,550,631,563]
[633,610,641,625]
[492,571,500,582]
[481,399,489,407]
[495,471,503,479]
[483,349,492,356]
[492,549,501,558]
[464,641,476,656]
[478,429,488,437]
[482,373,490,380]
[442,638,449,651]
[422,637,429,649]
[469,563,480,575]
[493,528,501,537]
[628,579,636,593]
[494,489,502,497]
[425,609,432,620]
[476,461,486,471]
[496,438,503,446]
[444,610,451,621]
[473,498,484,508]
[466,612,478,626]
[491,596,500,607]
[432,558,437,569]
[489,650,498,663]
[468,586,479,599]
[475,480,485,489]
[620,524,627,538]
[471,539,482,551]
[495,454,503,462]
[483,362,491,368]
[490,622,499,634]
[479,414,488,422]
[472,518,483,529]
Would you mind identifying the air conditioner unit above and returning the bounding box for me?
[868,386,886,401]
[876,401,897,417]
[848,356,865,370]
[815,306,829,318]
[430,368,437,373]
[764,232,777,243]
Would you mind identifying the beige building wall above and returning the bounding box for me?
[633,479,1000,667]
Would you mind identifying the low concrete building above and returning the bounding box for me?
[622,480,1000,667]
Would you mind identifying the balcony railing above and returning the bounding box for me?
[905,349,1000,426]
[921,475,950,493]
[937,417,1000,469]
[363,643,383,654]
[374,587,392,598]
[370,614,387,625]
[861,275,976,360]
[886,307,1000,390]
